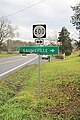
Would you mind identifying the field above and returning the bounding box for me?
[0,53,80,120]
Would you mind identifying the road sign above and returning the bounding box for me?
[33,24,46,38]
[35,39,44,45]
[19,46,59,55]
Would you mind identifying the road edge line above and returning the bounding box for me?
[0,56,38,78]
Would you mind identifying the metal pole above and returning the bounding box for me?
[38,55,40,97]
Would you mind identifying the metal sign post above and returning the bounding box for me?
[19,24,59,98]
[33,24,46,97]
[33,24,58,97]
[38,54,40,97]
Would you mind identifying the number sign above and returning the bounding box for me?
[33,24,46,38]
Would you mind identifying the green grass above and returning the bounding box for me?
[0,54,20,58]
[0,55,80,120]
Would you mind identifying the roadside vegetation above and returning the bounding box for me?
[0,53,20,58]
[0,51,80,120]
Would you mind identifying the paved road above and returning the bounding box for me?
[0,54,47,80]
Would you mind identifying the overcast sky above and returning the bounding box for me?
[0,0,79,41]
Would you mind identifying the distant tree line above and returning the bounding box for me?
[0,39,35,53]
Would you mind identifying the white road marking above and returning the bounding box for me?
[0,56,38,78]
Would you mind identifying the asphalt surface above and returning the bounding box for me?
[0,54,48,80]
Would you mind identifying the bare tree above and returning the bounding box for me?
[47,32,58,46]
[71,3,80,39]
[0,17,16,46]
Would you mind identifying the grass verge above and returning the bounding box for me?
[0,54,20,58]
